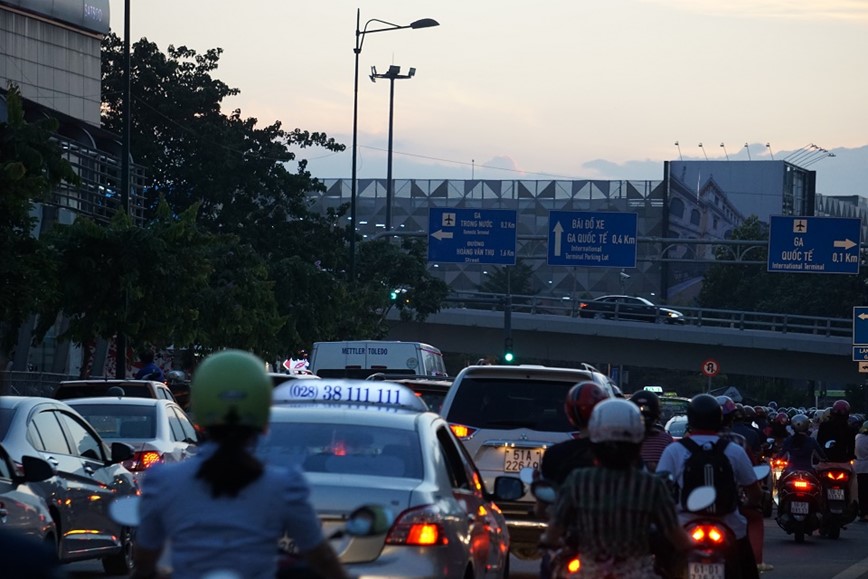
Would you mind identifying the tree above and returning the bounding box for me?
[0,85,78,362]
[477,260,536,295]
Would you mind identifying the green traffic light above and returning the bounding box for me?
[504,352,515,363]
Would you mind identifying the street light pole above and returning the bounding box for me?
[370,65,416,231]
[349,10,438,282]
[117,0,131,379]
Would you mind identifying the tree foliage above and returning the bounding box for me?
[699,215,867,317]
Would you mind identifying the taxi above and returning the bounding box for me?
[262,380,523,578]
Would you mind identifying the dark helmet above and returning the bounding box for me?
[742,405,756,420]
[754,405,767,418]
[564,381,608,430]
[768,401,778,410]
[775,412,789,426]
[831,400,851,417]
[688,394,723,431]
[629,390,661,428]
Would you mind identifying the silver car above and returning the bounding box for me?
[261,379,523,578]
[65,397,199,485]
[0,396,138,574]
[438,364,610,559]
[0,442,55,544]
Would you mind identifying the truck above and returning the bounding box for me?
[310,341,447,379]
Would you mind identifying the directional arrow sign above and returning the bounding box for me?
[768,215,861,275]
[853,346,868,362]
[854,307,868,346]
[547,211,638,267]
[859,362,868,374]
[427,208,517,265]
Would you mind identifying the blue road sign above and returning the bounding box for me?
[768,215,861,275]
[854,307,868,345]
[427,208,517,265]
[547,211,638,267]
[853,346,868,362]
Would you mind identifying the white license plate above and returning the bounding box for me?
[791,501,809,514]
[504,448,543,472]
[828,488,845,500]
[689,562,724,579]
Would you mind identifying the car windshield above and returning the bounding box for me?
[70,404,157,439]
[260,423,423,479]
[447,377,575,431]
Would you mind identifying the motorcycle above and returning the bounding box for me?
[775,468,822,543]
[525,474,582,579]
[816,463,857,539]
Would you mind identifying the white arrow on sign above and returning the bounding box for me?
[431,230,453,240]
[552,222,564,256]
[859,313,868,321]
[834,239,857,250]
[859,362,868,373]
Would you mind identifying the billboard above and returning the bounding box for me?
[0,0,110,34]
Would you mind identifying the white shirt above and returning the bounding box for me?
[656,434,758,539]
[854,433,868,474]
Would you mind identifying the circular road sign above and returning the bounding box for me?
[701,358,720,377]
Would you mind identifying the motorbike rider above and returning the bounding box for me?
[630,390,674,472]
[855,420,868,522]
[817,399,858,505]
[133,350,349,579]
[656,394,762,579]
[777,414,826,474]
[543,399,690,579]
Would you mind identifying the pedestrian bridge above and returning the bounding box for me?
[385,294,857,383]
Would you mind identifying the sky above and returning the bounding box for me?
[110,0,868,196]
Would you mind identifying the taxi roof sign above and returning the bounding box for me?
[643,386,664,393]
[272,379,428,412]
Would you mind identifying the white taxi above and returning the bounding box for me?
[262,380,523,578]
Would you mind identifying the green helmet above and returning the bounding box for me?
[190,350,271,431]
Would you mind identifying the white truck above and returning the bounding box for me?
[310,340,447,379]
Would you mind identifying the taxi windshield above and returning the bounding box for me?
[260,423,423,480]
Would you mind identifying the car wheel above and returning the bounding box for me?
[102,525,134,575]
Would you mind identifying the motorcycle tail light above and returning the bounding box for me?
[688,523,726,545]
[123,450,162,472]
[385,505,448,546]
[566,556,581,573]
[793,480,810,490]
[824,471,848,481]
[449,423,477,440]
[772,458,788,469]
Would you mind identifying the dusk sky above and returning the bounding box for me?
[110,1,868,195]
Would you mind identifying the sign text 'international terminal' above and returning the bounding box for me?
[547,211,638,268]
[768,215,861,275]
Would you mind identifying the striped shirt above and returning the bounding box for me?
[552,465,681,561]
[640,427,674,470]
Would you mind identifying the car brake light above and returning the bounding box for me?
[449,424,477,439]
[385,505,448,546]
[123,450,162,472]
[579,302,589,309]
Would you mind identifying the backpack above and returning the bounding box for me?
[677,437,738,515]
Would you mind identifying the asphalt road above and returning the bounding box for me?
[63,518,868,578]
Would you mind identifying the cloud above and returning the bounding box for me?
[638,0,868,21]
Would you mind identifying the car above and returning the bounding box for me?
[365,372,453,414]
[268,371,322,388]
[0,443,56,545]
[578,295,686,324]
[260,379,523,578]
[659,395,691,425]
[438,363,612,559]
[64,396,199,485]
[665,415,689,440]
[0,396,138,574]
[53,379,177,403]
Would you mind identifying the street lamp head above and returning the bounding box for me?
[410,18,439,29]
[408,67,416,78]
[387,64,401,76]
[369,65,377,82]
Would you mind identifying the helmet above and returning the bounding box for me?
[190,350,272,431]
[742,405,756,420]
[860,420,868,435]
[589,399,645,444]
[629,390,661,427]
[768,401,778,410]
[754,405,767,418]
[564,381,608,429]
[820,407,832,423]
[791,414,811,433]
[774,412,789,426]
[831,400,851,417]
[688,394,723,431]
[716,395,737,417]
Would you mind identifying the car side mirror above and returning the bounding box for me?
[19,455,55,483]
[685,485,716,512]
[825,440,836,449]
[492,476,525,501]
[753,464,771,480]
[109,441,135,464]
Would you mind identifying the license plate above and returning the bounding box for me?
[791,501,809,514]
[828,488,845,500]
[504,448,543,472]
[689,562,724,579]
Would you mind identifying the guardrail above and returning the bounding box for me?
[443,291,852,338]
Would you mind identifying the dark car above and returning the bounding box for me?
[0,396,138,574]
[578,295,686,324]
[53,379,177,403]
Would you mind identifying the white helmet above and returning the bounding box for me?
[589,398,645,444]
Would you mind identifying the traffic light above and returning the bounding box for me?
[503,337,515,364]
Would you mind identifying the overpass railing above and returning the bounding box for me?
[443,291,851,338]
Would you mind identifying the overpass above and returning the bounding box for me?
[385,295,860,384]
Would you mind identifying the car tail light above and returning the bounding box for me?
[123,450,162,472]
[579,302,589,310]
[385,505,448,546]
[449,423,477,440]
[687,523,726,545]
